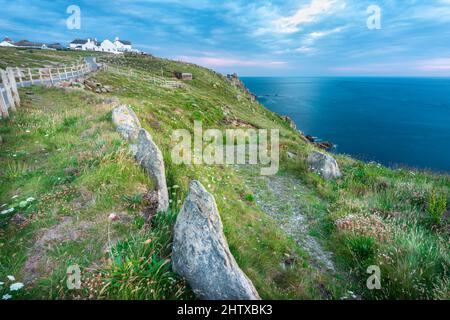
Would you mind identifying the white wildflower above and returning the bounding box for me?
[2,294,12,300]
[10,282,24,291]
[7,275,15,281]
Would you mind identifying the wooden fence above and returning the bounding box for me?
[105,64,183,89]
[0,62,94,119]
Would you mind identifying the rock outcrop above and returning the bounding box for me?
[281,115,297,130]
[307,151,342,180]
[172,181,261,300]
[112,105,141,141]
[135,129,169,213]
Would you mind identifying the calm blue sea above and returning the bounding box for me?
[241,77,450,173]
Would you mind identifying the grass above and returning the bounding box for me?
[1,48,449,300]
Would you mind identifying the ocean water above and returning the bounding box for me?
[241,77,450,173]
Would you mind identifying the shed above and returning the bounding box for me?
[174,72,193,80]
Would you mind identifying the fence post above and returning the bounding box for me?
[6,68,20,107]
[39,69,43,82]
[48,68,54,85]
[0,87,9,118]
[16,67,23,84]
[28,68,33,85]
[0,69,16,111]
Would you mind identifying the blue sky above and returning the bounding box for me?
[1,0,450,76]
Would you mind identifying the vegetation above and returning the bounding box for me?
[0,47,448,300]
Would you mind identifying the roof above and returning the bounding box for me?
[14,40,43,47]
[70,39,88,44]
[118,40,132,45]
[48,43,64,49]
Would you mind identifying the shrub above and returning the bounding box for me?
[426,190,447,226]
[344,235,377,265]
[94,210,193,300]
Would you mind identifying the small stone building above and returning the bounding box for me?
[174,72,193,80]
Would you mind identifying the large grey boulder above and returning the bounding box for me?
[172,181,261,300]
[112,105,141,141]
[307,151,341,180]
[135,129,169,213]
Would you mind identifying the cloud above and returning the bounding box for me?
[274,0,342,33]
[418,59,450,71]
[176,55,287,67]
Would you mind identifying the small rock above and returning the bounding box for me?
[307,151,341,180]
[104,96,120,106]
[281,116,296,130]
[287,151,297,159]
[316,141,334,150]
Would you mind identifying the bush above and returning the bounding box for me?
[426,190,447,226]
[94,210,193,300]
[344,235,377,265]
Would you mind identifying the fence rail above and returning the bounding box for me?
[105,64,183,89]
[0,62,94,119]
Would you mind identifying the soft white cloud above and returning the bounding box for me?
[177,55,287,67]
[274,0,342,33]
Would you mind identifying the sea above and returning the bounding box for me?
[241,77,450,173]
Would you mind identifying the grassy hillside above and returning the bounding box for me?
[0,48,448,300]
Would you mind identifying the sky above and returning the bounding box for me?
[1,0,450,76]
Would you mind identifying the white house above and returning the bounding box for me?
[0,37,15,47]
[100,39,119,53]
[69,38,100,51]
[114,37,132,52]
[69,37,136,54]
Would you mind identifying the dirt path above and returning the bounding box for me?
[238,166,336,272]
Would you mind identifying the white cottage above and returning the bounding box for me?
[114,37,132,52]
[69,38,100,51]
[69,37,136,54]
[100,39,119,53]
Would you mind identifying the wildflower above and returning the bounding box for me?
[26,197,35,203]
[0,281,4,286]
[108,213,118,221]
[10,282,24,291]
[2,294,12,300]
[7,275,15,281]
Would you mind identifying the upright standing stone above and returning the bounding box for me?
[172,181,261,300]
[135,129,169,213]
